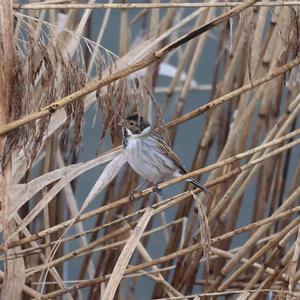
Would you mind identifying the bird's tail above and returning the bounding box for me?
[186,178,212,196]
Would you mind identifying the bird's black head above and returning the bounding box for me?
[123,112,150,135]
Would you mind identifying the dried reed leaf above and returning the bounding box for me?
[9,149,121,226]
[102,207,153,300]
[192,192,212,260]
[12,148,122,236]
[79,153,127,213]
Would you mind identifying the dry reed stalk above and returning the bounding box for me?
[163,290,300,299]
[0,2,25,300]
[28,266,176,284]
[288,225,300,292]
[250,7,292,230]
[15,189,300,296]
[248,248,295,299]
[215,186,300,288]
[245,237,295,293]
[217,216,300,291]
[211,247,286,280]
[0,271,42,299]
[14,207,184,264]
[221,98,300,229]
[42,242,205,298]
[13,2,300,9]
[119,0,129,57]
[14,214,74,300]
[41,141,52,260]
[11,202,298,296]
[25,224,131,276]
[189,19,251,242]
[209,98,300,222]
[5,199,300,266]
[135,242,184,298]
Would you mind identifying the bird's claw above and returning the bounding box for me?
[153,184,162,194]
[130,190,142,203]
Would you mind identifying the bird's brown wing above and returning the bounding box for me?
[152,132,187,174]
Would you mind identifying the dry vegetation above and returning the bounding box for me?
[0,1,300,299]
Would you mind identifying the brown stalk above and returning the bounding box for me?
[218,186,300,287]
[42,242,205,299]
[208,97,300,223]
[6,200,300,266]
[217,216,300,291]
[13,2,300,10]
[0,2,25,300]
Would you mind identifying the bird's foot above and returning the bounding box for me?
[153,184,162,195]
[129,190,142,203]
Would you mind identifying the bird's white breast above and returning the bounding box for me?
[123,136,176,183]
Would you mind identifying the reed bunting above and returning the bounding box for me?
[121,113,210,195]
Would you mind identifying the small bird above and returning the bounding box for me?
[121,112,210,195]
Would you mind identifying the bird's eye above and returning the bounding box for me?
[129,121,134,125]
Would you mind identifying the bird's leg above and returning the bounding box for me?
[130,179,146,202]
[153,182,162,195]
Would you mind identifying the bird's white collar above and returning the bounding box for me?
[125,126,152,138]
